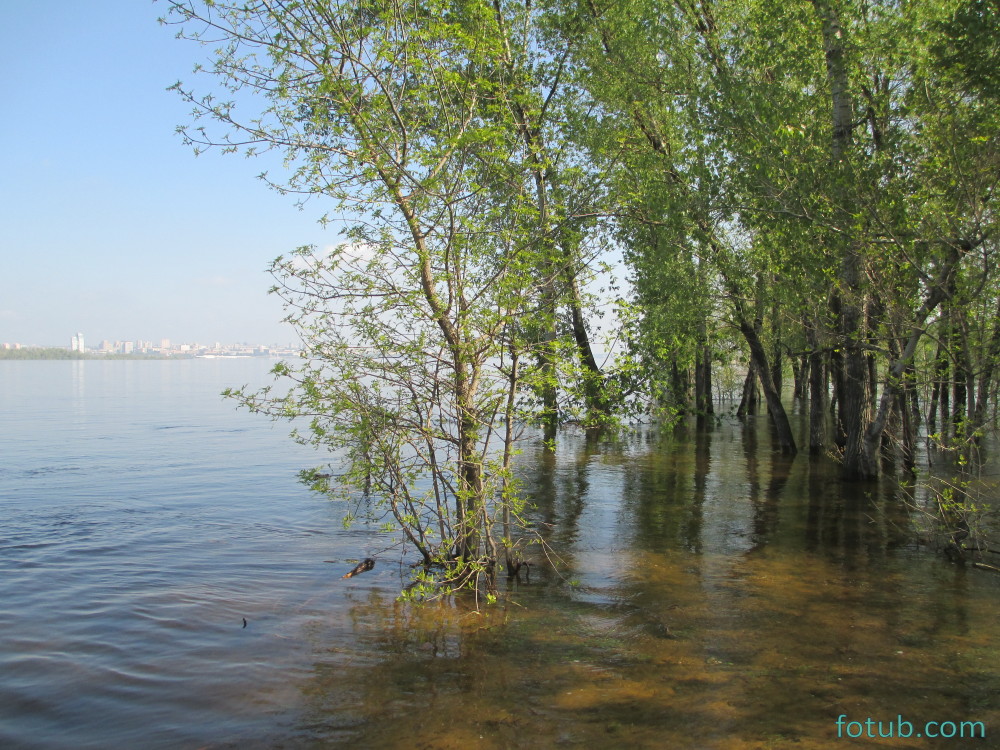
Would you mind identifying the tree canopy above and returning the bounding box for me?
[166,0,999,592]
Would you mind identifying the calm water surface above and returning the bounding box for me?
[2,360,999,749]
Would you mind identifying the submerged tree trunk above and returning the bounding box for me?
[828,332,846,448]
[734,303,797,454]
[770,311,783,409]
[951,304,969,440]
[538,334,559,447]
[695,337,714,417]
[792,351,810,404]
[806,323,827,453]
[859,249,962,475]
[566,270,609,424]
[670,360,688,414]
[928,336,947,441]
[813,0,876,478]
[737,358,760,417]
[971,296,1000,439]
[899,364,918,473]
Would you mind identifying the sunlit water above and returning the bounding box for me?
[2,360,999,749]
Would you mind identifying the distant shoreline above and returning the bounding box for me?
[1,347,297,361]
[0,347,179,361]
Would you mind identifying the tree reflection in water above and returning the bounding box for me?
[285,419,1000,749]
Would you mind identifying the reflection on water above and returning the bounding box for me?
[2,363,999,749]
[279,419,1000,749]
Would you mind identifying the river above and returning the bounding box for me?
[1,359,998,748]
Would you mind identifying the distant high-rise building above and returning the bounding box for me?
[70,332,85,352]
[160,338,170,350]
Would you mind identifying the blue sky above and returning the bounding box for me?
[0,1,332,347]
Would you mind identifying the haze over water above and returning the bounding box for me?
[2,359,999,748]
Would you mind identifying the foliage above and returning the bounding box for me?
[167,0,1000,581]
[167,0,591,598]
[0,348,89,360]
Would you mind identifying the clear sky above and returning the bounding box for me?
[0,1,333,347]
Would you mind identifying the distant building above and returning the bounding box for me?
[70,332,85,352]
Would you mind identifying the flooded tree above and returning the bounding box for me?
[165,0,595,596]
[563,0,998,478]
[166,0,999,597]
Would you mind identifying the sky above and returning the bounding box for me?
[0,1,334,347]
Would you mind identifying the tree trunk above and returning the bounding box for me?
[829,337,847,448]
[899,365,917,474]
[806,323,827,453]
[770,311,783,409]
[456,365,483,561]
[695,339,714,417]
[858,249,961,475]
[735,305,797,454]
[971,296,1000,438]
[793,352,810,403]
[841,339,872,479]
[928,337,946,440]
[670,360,688,414]
[951,305,969,440]
[737,358,760,417]
[567,280,608,423]
[812,0,876,478]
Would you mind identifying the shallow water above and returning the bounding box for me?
[2,361,998,748]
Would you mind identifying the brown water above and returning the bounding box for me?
[3,362,998,748]
[266,422,1000,749]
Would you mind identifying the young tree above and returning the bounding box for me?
[166,0,559,595]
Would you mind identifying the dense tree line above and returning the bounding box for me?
[0,349,171,360]
[0,348,90,360]
[166,0,998,592]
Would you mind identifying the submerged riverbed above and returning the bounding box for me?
[1,360,998,748]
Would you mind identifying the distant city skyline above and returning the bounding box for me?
[1,1,336,348]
